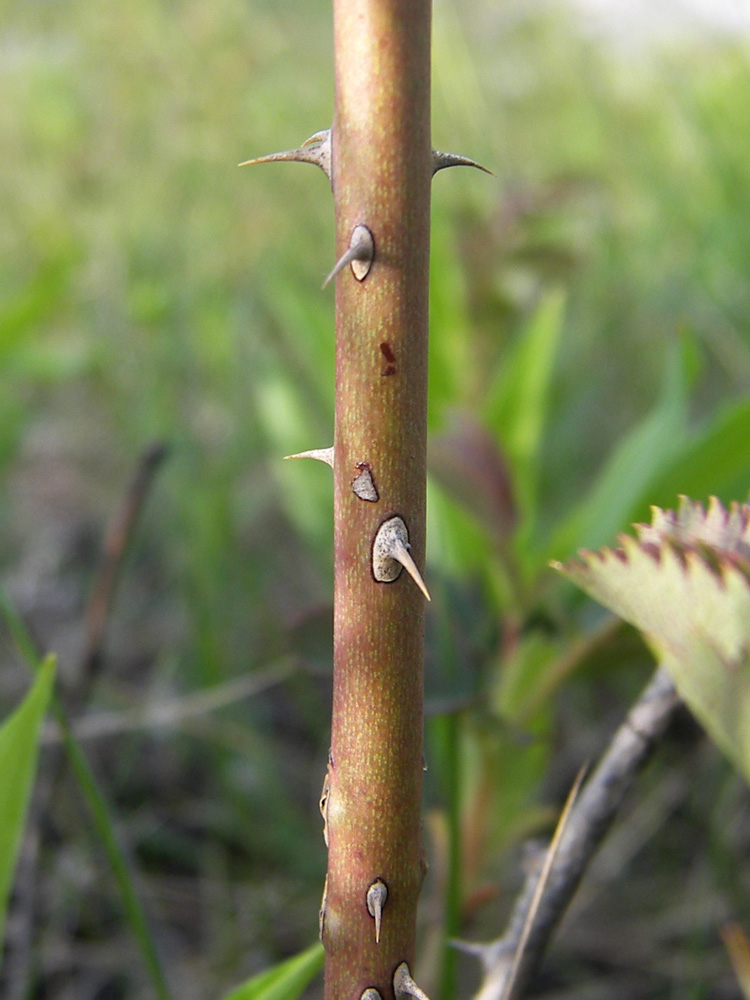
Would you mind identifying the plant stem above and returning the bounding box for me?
[323,2,432,999]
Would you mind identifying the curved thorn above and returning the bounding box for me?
[284,447,334,468]
[323,225,374,289]
[392,540,431,601]
[393,962,432,1000]
[301,129,330,148]
[366,879,388,944]
[239,129,332,181]
[432,150,494,176]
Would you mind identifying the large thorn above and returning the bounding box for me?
[323,225,374,289]
[432,150,493,176]
[372,516,431,601]
[366,879,388,944]
[239,129,332,182]
[393,963,432,1000]
[284,447,334,468]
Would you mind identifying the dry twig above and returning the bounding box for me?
[461,667,680,1000]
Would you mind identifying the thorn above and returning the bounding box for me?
[284,447,334,468]
[432,150,493,176]
[372,516,431,601]
[361,991,382,1000]
[319,873,329,942]
[366,879,388,944]
[393,962,432,1000]
[239,128,332,182]
[447,938,490,958]
[301,129,330,148]
[323,225,374,289]
[319,770,331,847]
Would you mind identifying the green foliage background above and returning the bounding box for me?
[1,0,750,997]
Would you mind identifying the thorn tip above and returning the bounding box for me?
[240,129,332,181]
[284,447,334,468]
[393,540,431,601]
[432,150,494,176]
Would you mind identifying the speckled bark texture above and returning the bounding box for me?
[323,3,432,1000]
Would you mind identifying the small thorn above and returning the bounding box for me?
[284,447,334,468]
[239,128,332,181]
[323,225,374,289]
[372,516,431,601]
[319,770,331,847]
[319,873,329,942]
[393,962,432,1000]
[366,879,388,944]
[301,129,330,148]
[432,150,493,176]
[361,991,382,1000]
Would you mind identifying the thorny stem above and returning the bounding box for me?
[323,2,432,1000]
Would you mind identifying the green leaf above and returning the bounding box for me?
[485,287,566,527]
[546,339,690,564]
[219,942,325,1000]
[0,655,56,948]
[647,397,750,513]
[555,498,750,783]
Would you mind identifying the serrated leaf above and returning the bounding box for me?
[555,498,750,783]
[219,942,324,1000]
[0,655,56,949]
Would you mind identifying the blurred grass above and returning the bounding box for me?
[2,0,750,997]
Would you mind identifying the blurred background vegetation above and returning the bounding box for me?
[2,0,750,997]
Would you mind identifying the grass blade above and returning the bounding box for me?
[0,655,56,951]
[0,589,173,1000]
[219,942,325,1000]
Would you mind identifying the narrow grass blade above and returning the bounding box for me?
[53,715,173,999]
[0,655,56,950]
[0,590,174,1000]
